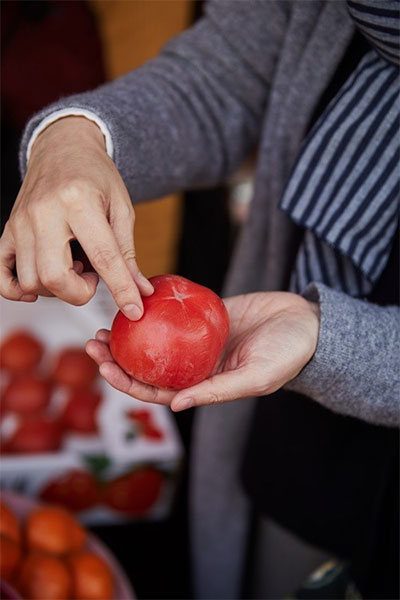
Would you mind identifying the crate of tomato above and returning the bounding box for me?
[0,284,184,524]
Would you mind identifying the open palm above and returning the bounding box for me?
[86,291,319,411]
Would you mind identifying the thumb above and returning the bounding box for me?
[170,367,261,412]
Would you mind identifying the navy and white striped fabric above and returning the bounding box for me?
[347,0,400,65]
[281,1,399,298]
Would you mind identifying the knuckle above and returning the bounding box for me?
[0,282,19,301]
[26,195,51,221]
[58,180,89,205]
[113,282,135,299]
[68,292,91,307]
[121,248,137,263]
[19,278,39,294]
[208,391,222,405]
[39,267,65,291]
[150,387,159,403]
[1,291,17,301]
[8,212,25,233]
[58,181,104,212]
[90,247,118,271]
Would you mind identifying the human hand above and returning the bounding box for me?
[0,116,153,319]
[86,291,320,410]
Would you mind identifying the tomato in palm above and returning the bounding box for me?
[53,348,98,389]
[61,389,102,434]
[103,467,163,516]
[0,331,43,373]
[110,275,229,389]
[3,375,51,415]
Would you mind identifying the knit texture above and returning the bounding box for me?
[287,283,399,427]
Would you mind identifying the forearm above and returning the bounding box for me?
[287,283,400,427]
[19,1,288,200]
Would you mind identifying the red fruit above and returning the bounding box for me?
[142,424,164,441]
[68,551,114,600]
[39,470,100,512]
[3,375,51,415]
[6,417,62,454]
[126,408,152,425]
[0,331,43,373]
[53,348,97,389]
[110,274,229,390]
[61,389,102,434]
[18,553,72,599]
[0,535,21,582]
[26,506,86,556]
[0,502,21,544]
[103,467,163,516]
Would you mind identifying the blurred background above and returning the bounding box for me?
[1,1,254,598]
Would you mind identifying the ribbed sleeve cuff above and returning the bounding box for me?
[286,282,400,427]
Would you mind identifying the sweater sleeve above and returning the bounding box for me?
[286,283,400,427]
[19,0,288,201]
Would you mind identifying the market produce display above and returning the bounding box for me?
[0,499,116,600]
[0,331,101,453]
[0,328,168,519]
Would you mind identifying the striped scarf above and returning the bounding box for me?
[281,0,399,298]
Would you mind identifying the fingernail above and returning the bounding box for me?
[138,272,154,293]
[172,397,194,412]
[20,294,37,302]
[123,303,143,320]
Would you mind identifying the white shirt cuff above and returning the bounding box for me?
[26,108,114,163]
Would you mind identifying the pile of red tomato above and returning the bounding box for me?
[0,330,101,453]
[0,500,115,599]
[0,329,165,517]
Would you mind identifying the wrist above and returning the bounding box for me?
[30,116,106,158]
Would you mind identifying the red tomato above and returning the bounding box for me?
[17,553,72,600]
[125,409,164,440]
[110,274,229,389]
[125,408,152,425]
[39,470,101,512]
[0,502,21,544]
[61,389,102,434]
[68,551,114,600]
[2,375,51,415]
[0,331,43,373]
[142,424,164,441]
[103,467,163,516]
[0,534,21,582]
[5,417,62,454]
[53,348,98,389]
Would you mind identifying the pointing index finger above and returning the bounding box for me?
[71,213,144,320]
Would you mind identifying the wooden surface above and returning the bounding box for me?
[90,0,192,277]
